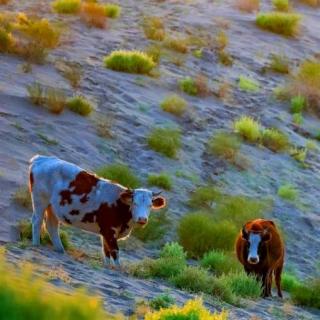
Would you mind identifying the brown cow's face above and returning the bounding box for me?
[120,189,166,226]
[242,228,272,265]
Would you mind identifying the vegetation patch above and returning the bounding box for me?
[147,173,172,190]
[160,94,187,116]
[81,2,107,29]
[238,76,260,92]
[96,163,140,188]
[0,28,13,53]
[104,50,155,74]
[233,116,262,143]
[147,127,181,158]
[104,3,121,18]
[149,294,175,311]
[281,273,300,293]
[262,128,290,152]
[256,12,301,37]
[66,96,93,116]
[278,184,298,201]
[269,54,290,74]
[12,186,32,209]
[179,75,209,96]
[143,16,165,41]
[188,185,221,209]
[291,278,320,309]
[272,0,290,11]
[236,0,260,13]
[290,95,305,114]
[164,36,188,54]
[51,0,81,14]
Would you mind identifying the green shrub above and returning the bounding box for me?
[133,211,168,242]
[238,76,260,92]
[207,132,241,163]
[201,250,241,276]
[278,184,298,201]
[291,278,320,309]
[0,252,107,320]
[269,54,290,74]
[220,272,262,299]
[262,128,290,152]
[178,213,238,258]
[292,112,303,125]
[160,242,186,260]
[18,220,70,250]
[66,96,93,116]
[233,116,262,142]
[149,294,175,310]
[290,95,305,113]
[104,50,155,74]
[160,94,187,116]
[104,3,121,18]
[147,128,181,158]
[96,163,140,188]
[272,0,290,11]
[171,266,213,294]
[256,12,301,36]
[188,185,221,209]
[51,0,81,14]
[281,273,300,293]
[147,173,172,190]
[179,77,198,96]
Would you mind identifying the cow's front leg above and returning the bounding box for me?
[101,233,120,268]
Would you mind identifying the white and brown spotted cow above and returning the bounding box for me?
[29,155,166,267]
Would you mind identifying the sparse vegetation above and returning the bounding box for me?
[188,185,221,209]
[0,28,13,53]
[96,163,140,188]
[160,94,187,116]
[149,294,175,311]
[262,128,290,152]
[57,61,82,89]
[290,95,305,113]
[269,54,290,73]
[143,16,165,41]
[147,127,181,158]
[278,184,298,201]
[27,82,45,106]
[179,75,209,96]
[104,50,156,74]
[81,2,107,28]
[164,36,188,53]
[66,96,93,116]
[52,0,81,14]
[291,278,320,309]
[218,50,233,66]
[233,116,262,143]
[104,3,121,18]
[272,0,290,11]
[256,12,301,37]
[13,186,32,209]
[238,76,260,92]
[281,273,300,293]
[147,173,172,190]
[236,0,260,12]
[45,88,66,114]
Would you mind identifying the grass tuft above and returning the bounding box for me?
[104,50,155,74]
[149,294,175,311]
[104,3,121,18]
[143,16,165,41]
[272,0,290,11]
[160,94,187,116]
[81,2,107,29]
[262,128,290,152]
[290,95,305,113]
[147,173,172,190]
[291,278,320,309]
[66,96,93,116]
[238,76,260,92]
[233,116,261,143]
[164,37,188,54]
[188,185,220,209]
[278,184,298,201]
[52,0,81,14]
[269,54,290,74]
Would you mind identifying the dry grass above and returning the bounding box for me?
[12,186,32,209]
[81,2,107,28]
[236,0,260,13]
[143,16,165,41]
[161,94,188,116]
[164,36,188,54]
[56,61,82,89]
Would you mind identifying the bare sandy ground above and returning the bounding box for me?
[1,0,320,319]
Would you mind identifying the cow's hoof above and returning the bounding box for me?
[54,248,65,254]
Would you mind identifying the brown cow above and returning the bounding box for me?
[235,219,284,298]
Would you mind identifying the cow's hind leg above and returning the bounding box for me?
[101,236,112,266]
[45,206,65,253]
[275,265,283,298]
[31,193,47,246]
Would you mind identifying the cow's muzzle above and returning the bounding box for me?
[137,218,148,226]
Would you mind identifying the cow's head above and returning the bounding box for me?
[242,225,272,265]
[120,189,166,226]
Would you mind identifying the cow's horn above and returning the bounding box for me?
[152,191,162,197]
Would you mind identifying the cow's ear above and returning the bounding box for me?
[262,230,272,242]
[242,226,249,240]
[152,196,166,210]
[120,190,133,205]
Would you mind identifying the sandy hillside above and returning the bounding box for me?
[1,0,320,319]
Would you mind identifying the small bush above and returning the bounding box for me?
[57,61,82,89]
[236,0,260,12]
[160,242,187,261]
[208,132,241,163]
[281,273,300,293]
[164,37,188,53]
[272,0,290,11]
[66,96,93,116]
[290,95,305,113]
[256,12,301,37]
[0,28,13,53]
[143,16,165,41]
[269,54,290,74]
[178,213,238,257]
[45,88,66,114]
[188,185,221,209]
[278,184,298,201]
[52,0,81,14]
[291,278,320,309]
[201,250,241,276]
[104,50,155,74]
[179,77,198,96]
[233,116,262,142]
[149,294,175,311]
[145,44,162,63]
[27,82,45,106]
[238,76,260,92]
[104,3,121,18]
[218,50,233,66]
[147,128,181,158]
[18,220,70,250]
[81,2,107,28]
[220,272,262,299]
[160,94,187,116]
[133,211,168,242]
[145,299,228,320]
[292,112,303,125]
[171,266,214,294]
[290,147,307,164]
[147,173,172,190]
[13,186,32,210]
[96,163,139,188]
[262,128,290,152]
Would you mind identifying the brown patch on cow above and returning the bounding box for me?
[59,171,98,206]
[69,210,80,216]
[29,172,34,192]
